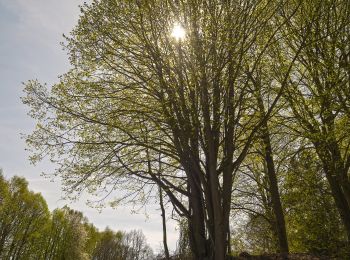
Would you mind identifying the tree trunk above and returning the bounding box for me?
[326,136,350,208]
[209,164,226,260]
[315,149,350,241]
[214,217,226,260]
[341,180,350,208]
[312,134,350,242]
[325,170,350,240]
[188,174,208,259]
[261,125,289,253]
[159,185,170,259]
[258,94,289,253]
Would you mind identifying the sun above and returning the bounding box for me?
[171,23,186,41]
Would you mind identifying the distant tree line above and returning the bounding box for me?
[0,172,153,260]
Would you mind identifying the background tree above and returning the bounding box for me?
[283,149,347,256]
[123,230,154,260]
[92,228,126,260]
[84,223,101,258]
[279,0,350,241]
[0,172,154,260]
[0,173,50,260]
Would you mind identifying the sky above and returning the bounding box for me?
[0,0,178,253]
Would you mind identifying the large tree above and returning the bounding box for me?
[23,0,303,258]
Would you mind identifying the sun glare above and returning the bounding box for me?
[171,23,186,41]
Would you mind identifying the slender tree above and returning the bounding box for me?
[280,0,350,241]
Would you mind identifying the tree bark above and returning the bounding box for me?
[187,174,208,259]
[324,170,350,241]
[257,94,289,254]
[313,109,350,242]
[159,185,170,259]
[261,126,289,253]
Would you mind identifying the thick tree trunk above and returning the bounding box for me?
[209,163,226,260]
[326,137,350,207]
[187,167,229,259]
[207,135,229,259]
[188,175,208,259]
[214,219,226,260]
[324,169,350,240]
[313,134,350,242]
[188,210,208,259]
[315,150,350,241]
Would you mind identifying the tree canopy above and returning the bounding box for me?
[23,0,350,259]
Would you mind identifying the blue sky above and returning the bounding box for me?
[0,0,177,252]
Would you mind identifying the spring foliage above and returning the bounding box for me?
[0,172,153,260]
